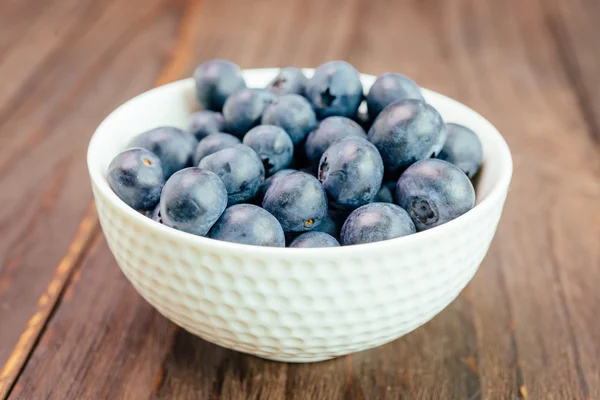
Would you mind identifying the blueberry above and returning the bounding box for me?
[223,88,277,138]
[267,67,308,96]
[107,148,164,211]
[372,184,394,203]
[160,168,227,236]
[262,171,328,233]
[318,136,384,209]
[188,110,225,140]
[437,123,483,178]
[368,99,445,176]
[128,126,196,179]
[193,133,241,165]
[340,203,416,245]
[305,116,367,164]
[366,73,424,120]
[243,125,294,175]
[257,168,296,201]
[261,94,317,145]
[395,159,475,231]
[306,61,363,119]
[198,144,265,205]
[193,59,246,111]
[209,204,285,247]
[289,231,340,248]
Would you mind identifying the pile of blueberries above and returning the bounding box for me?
[107,60,483,248]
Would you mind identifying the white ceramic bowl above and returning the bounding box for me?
[88,69,512,362]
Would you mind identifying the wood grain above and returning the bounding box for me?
[0,208,98,398]
[2,0,600,399]
[9,237,176,400]
[0,0,185,395]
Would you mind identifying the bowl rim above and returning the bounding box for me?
[88,68,513,256]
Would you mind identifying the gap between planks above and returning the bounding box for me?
[0,206,100,399]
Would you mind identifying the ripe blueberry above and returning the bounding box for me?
[107,148,164,211]
[318,136,384,209]
[160,167,227,236]
[262,171,328,232]
[305,116,366,165]
[193,59,246,111]
[209,204,285,247]
[223,88,277,138]
[366,73,423,120]
[193,132,241,165]
[395,159,475,231]
[188,110,225,141]
[128,126,196,179]
[267,67,308,96]
[368,99,445,176]
[340,203,416,245]
[243,125,294,175]
[306,61,363,119]
[261,94,317,145]
[198,144,265,205]
[437,123,483,178]
[289,231,340,248]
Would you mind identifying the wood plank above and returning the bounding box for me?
[0,0,185,396]
[545,0,600,145]
[5,0,600,399]
[0,209,98,399]
[541,6,600,395]
[9,237,175,400]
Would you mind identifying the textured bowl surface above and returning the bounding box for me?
[87,69,512,362]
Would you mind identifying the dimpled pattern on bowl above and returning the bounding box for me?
[88,70,512,362]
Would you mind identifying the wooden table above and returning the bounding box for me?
[1,0,599,398]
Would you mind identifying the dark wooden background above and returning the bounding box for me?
[1,0,599,398]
